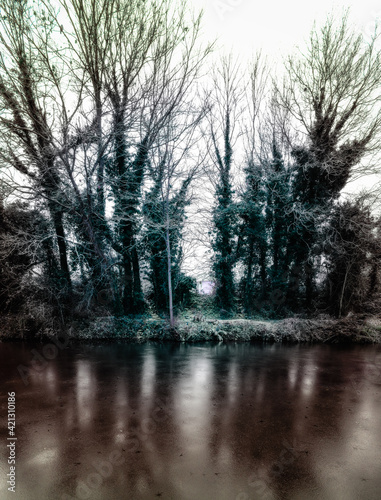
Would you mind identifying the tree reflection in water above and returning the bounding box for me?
[0,342,380,499]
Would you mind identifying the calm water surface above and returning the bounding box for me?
[1,341,381,500]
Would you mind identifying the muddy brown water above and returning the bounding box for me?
[1,341,381,500]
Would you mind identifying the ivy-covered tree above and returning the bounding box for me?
[323,200,377,317]
[265,142,292,312]
[212,159,237,314]
[277,14,381,310]
[208,56,243,315]
[237,160,267,314]
[0,197,63,318]
[0,0,73,297]
[142,100,204,326]
[143,176,190,316]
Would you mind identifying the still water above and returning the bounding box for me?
[1,341,381,500]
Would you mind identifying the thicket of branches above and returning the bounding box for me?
[1,2,381,333]
[207,14,381,318]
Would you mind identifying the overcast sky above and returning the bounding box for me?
[189,0,381,60]
[185,0,381,200]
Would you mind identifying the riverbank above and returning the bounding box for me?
[2,314,381,343]
[78,315,381,343]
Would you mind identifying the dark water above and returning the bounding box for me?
[1,341,381,500]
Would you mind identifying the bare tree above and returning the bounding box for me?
[100,0,212,313]
[0,0,77,296]
[205,54,244,314]
[143,101,206,327]
[278,12,381,196]
[273,13,381,310]
[323,197,379,317]
[0,0,212,320]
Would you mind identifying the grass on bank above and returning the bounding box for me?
[2,313,381,344]
[1,293,381,343]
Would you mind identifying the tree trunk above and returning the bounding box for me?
[52,209,72,292]
[122,250,133,315]
[244,239,254,313]
[305,260,314,311]
[339,263,351,318]
[165,227,174,328]
[259,243,267,300]
[131,244,145,312]
[95,88,105,218]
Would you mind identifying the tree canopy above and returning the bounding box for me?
[1,4,381,333]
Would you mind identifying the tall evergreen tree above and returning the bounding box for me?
[211,124,237,314]
[208,56,243,315]
[237,160,267,314]
[142,164,192,316]
[265,142,292,311]
[324,200,376,317]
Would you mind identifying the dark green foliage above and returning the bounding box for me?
[285,146,333,311]
[265,143,292,311]
[174,273,197,310]
[106,136,148,315]
[237,160,267,314]
[0,202,34,313]
[211,113,237,315]
[323,201,377,317]
[142,167,191,315]
[285,137,367,311]
[212,182,236,314]
[0,200,60,315]
[238,144,295,317]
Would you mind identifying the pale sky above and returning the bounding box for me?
[182,0,381,277]
[186,0,381,202]
[189,0,381,60]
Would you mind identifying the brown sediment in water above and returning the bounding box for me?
[0,342,381,499]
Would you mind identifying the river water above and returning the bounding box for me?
[1,341,381,500]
